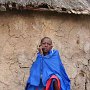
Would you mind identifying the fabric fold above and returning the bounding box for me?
[25,50,70,90]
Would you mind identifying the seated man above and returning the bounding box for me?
[25,37,70,90]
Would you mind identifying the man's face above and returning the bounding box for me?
[41,38,53,53]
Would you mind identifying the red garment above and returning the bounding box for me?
[36,75,60,90]
[46,75,60,90]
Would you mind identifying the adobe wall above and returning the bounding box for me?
[0,11,90,90]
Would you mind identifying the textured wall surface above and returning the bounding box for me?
[0,11,90,90]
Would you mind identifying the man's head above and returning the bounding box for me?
[40,37,53,55]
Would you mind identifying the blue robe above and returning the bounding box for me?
[25,50,70,90]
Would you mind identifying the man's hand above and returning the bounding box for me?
[38,45,43,55]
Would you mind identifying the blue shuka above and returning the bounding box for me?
[25,50,70,90]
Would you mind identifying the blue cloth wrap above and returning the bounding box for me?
[25,50,70,90]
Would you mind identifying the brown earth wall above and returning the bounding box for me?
[0,11,90,90]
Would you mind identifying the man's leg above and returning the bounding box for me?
[53,80,60,90]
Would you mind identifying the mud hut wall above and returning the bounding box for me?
[0,11,90,90]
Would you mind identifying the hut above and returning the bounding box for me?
[0,0,90,90]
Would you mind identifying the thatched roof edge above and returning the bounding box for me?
[0,0,90,15]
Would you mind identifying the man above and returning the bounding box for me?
[25,37,70,90]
